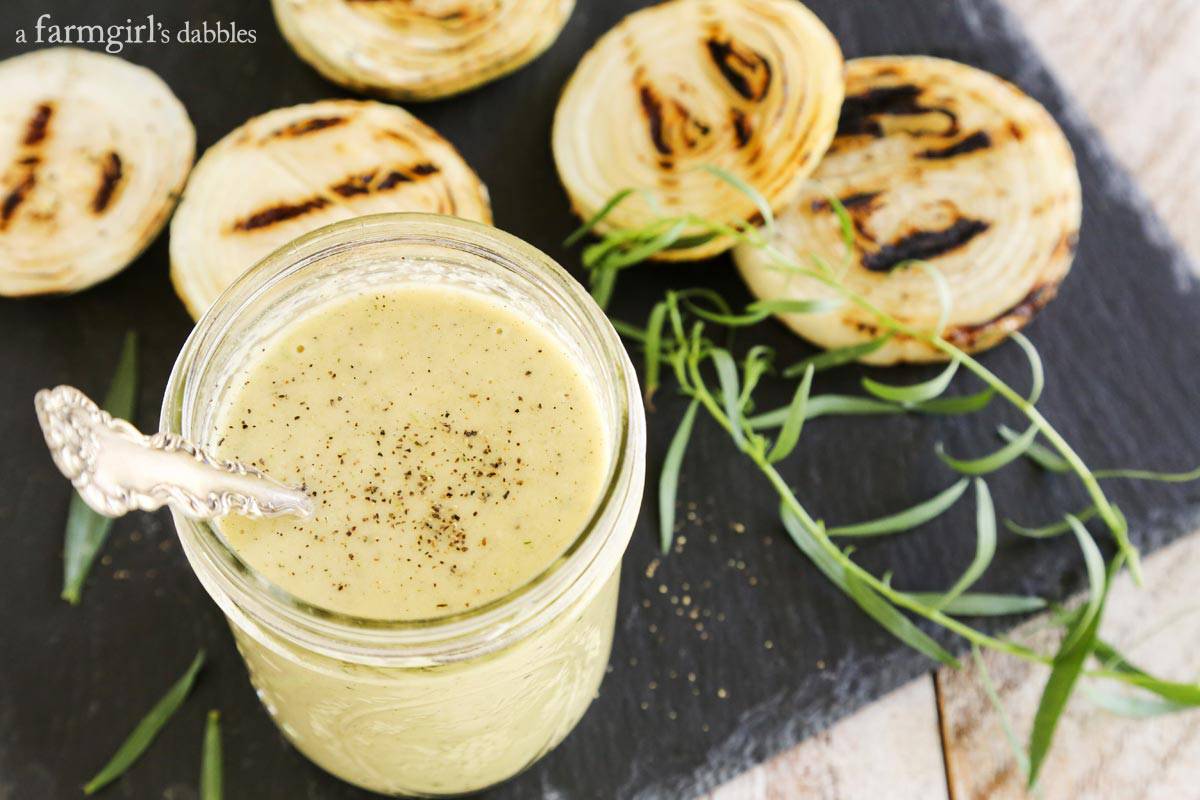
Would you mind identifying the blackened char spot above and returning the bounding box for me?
[376,171,412,191]
[638,85,708,156]
[862,218,990,271]
[330,171,378,198]
[270,116,347,139]
[23,103,53,146]
[945,283,1058,347]
[731,109,752,147]
[705,37,772,101]
[232,197,331,231]
[376,162,439,190]
[639,85,670,155]
[1,173,36,228]
[811,191,880,212]
[837,85,957,137]
[92,151,123,213]
[918,131,991,160]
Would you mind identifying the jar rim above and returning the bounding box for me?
[161,213,645,662]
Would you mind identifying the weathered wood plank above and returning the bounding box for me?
[707,679,949,800]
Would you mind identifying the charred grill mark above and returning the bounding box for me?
[376,171,413,191]
[1,172,36,228]
[945,283,1058,348]
[705,36,772,101]
[376,162,439,190]
[330,171,378,197]
[638,83,710,157]
[232,197,331,231]
[862,217,990,272]
[91,151,124,213]
[837,84,957,138]
[23,103,53,146]
[811,191,881,212]
[232,161,442,231]
[918,130,991,159]
[639,85,670,156]
[270,116,348,139]
[731,109,752,147]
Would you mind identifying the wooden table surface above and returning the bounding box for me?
[712,1,1200,797]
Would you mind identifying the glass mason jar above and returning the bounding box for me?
[161,214,646,796]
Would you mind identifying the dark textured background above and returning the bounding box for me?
[1,1,1198,798]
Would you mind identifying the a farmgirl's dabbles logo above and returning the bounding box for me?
[13,14,256,54]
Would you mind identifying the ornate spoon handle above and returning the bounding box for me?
[34,385,313,520]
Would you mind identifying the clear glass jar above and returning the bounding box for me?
[161,214,646,796]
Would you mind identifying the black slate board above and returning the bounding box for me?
[2,1,1198,798]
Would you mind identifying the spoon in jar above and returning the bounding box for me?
[34,385,313,520]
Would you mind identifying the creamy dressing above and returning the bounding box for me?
[213,284,609,619]
[206,282,621,795]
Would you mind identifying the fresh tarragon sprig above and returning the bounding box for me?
[566,170,1200,786]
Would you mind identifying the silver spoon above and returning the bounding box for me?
[34,385,313,520]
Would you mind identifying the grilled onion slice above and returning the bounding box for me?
[271,0,574,101]
[0,48,194,297]
[735,56,1082,364]
[170,99,491,319]
[552,0,843,261]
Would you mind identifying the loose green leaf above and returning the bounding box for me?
[605,219,690,271]
[1090,640,1200,706]
[659,400,700,554]
[915,388,996,415]
[1093,466,1200,483]
[781,506,959,667]
[62,331,139,605]
[610,318,648,343]
[973,646,1031,780]
[1060,516,1107,654]
[782,334,894,377]
[905,593,1046,616]
[565,188,635,246]
[999,424,1070,472]
[643,301,669,402]
[84,650,206,795]
[1010,332,1045,405]
[700,164,774,233]
[739,345,775,409]
[710,349,745,448]
[766,364,813,463]
[748,393,909,428]
[200,710,222,800]
[932,480,997,608]
[1082,685,1188,718]
[589,263,619,309]
[749,298,844,316]
[826,478,969,537]
[686,298,841,327]
[862,358,960,404]
[1005,505,1100,538]
[1027,555,1114,787]
[905,261,953,336]
[936,424,1038,476]
[824,191,857,267]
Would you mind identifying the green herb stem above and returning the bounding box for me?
[62,331,138,605]
[83,650,206,795]
[200,710,222,800]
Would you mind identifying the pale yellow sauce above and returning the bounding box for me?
[213,284,608,619]
[206,283,620,795]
